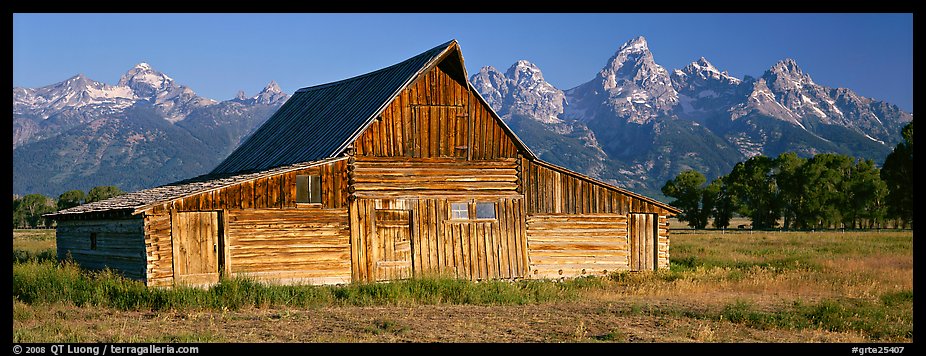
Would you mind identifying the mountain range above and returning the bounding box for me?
[13,63,288,196]
[471,36,912,197]
[13,37,913,199]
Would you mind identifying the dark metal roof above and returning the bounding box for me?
[210,40,457,175]
[46,158,346,218]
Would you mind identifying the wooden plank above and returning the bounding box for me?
[517,198,528,277]
[429,106,439,158]
[428,199,439,274]
[486,222,498,279]
[392,99,403,156]
[497,199,511,279]
[458,222,470,279]
[349,199,362,282]
[401,91,412,157]
[359,200,373,282]
[436,199,448,275]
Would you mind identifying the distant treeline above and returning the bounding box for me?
[12,186,124,229]
[663,122,913,230]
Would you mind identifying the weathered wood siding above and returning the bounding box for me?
[521,158,673,216]
[526,214,629,279]
[350,197,527,283]
[226,208,351,285]
[56,218,147,280]
[658,216,669,269]
[350,157,519,198]
[372,209,412,281]
[353,64,519,160]
[144,160,348,215]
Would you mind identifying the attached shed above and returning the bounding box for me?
[48,40,679,287]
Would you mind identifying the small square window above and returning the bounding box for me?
[296,175,322,204]
[476,202,496,219]
[451,202,469,220]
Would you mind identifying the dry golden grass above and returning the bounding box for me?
[12,229,56,254]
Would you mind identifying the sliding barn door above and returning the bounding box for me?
[172,211,222,285]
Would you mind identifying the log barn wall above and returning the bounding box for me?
[520,158,673,276]
[139,159,350,286]
[56,218,147,281]
[226,208,351,285]
[526,214,629,278]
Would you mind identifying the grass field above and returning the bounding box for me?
[12,228,913,343]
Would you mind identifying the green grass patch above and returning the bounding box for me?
[706,296,913,340]
[13,260,588,312]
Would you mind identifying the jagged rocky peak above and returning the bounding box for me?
[675,57,741,85]
[470,65,508,109]
[117,62,178,98]
[600,36,660,82]
[506,60,546,85]
[503,60,565,124]
[764,58,815,91]
[565,35,677,124]
[619,35,649,54]
[253,80,288,105]
[235,90,248,101]
[470,61,564,124]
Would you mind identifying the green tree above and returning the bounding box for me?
[881,122,913,228]
[57,189,86,210]
[13,194,57,228]
[845,159,887,228]
[87,185,125,203]
[774,152,807,230]
[662,170,709,228]
[794,153,854,229]
[726,156,780,229]
[704,177,734,229]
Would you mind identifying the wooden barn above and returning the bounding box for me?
[48,40,680,287]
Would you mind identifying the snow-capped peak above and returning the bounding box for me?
[618,35,648,54]
[253,80,288,105]
[677,57,741,85]
[769,58,805,77]
[117,62,177,99]
[506,60,548,87]
[261,80,282,94]
[694,57,718,73]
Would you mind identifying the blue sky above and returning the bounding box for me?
[13,13,914,112]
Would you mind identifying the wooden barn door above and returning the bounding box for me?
[629,213,658,271]
[373,209,412,281]
[172,211,222,285]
